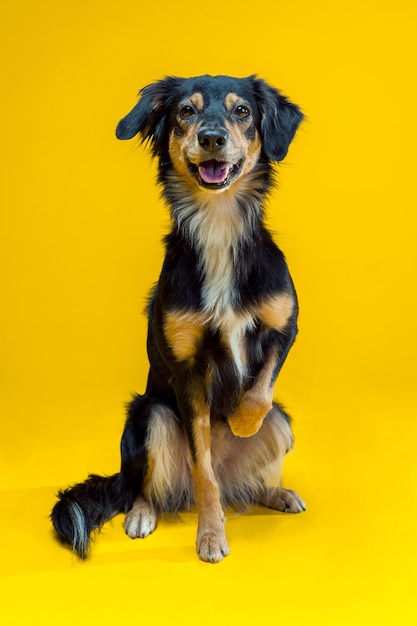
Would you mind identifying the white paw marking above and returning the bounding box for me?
[123,500,157,539]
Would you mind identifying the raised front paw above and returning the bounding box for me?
[196,528,230,563]
[228,399,272,438]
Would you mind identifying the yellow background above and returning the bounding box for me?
[1,1,416,624]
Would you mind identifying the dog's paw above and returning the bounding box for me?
[123,498,157,539]
[263,487,306,514]
[196,529,230,563]
[228,399,271,438]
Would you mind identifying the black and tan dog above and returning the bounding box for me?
[51,74,305,563]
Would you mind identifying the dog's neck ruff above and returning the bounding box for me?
[189,191,246,319]
[164,169,267,320]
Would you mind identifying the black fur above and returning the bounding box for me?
[51,74,304,561]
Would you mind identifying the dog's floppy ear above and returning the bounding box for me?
[116,76,179,156]
[252,77,303,162]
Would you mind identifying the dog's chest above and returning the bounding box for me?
[200,247,236,319]
[214,308,256,382]
[163,305,255,382]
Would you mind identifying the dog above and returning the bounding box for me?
[51,74,305,563]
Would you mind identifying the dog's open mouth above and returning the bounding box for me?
[188,159,242,189]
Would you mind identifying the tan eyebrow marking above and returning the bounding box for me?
[189,92,204,110]
[224,93,241,111]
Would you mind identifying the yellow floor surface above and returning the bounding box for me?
[1,1,417,624]
[1,397,416,625]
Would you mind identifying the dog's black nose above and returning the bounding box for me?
[198,128,228,153]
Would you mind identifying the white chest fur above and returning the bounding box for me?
[216,307,256,383]
[189,191,246,315]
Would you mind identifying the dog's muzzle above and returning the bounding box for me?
[184,126,242,190]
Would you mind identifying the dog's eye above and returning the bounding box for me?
[235,105,251,118]
[179,105,195,118]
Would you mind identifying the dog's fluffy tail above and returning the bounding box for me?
[51,473,131,559]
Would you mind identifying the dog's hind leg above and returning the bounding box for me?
[124,495,157,538]
[123,396,194,540]
[255,406,306,514]
[258,486,306,513]
[240,403,306,514]
[120,394,160,539]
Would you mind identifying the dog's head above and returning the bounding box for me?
[116,75,303,192]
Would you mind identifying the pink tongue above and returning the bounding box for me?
[198,160,229,184]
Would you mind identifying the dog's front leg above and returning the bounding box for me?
[228,327,296,438]
[228,345,278,438]
[192,410,230,563]
[178,385,229,563]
